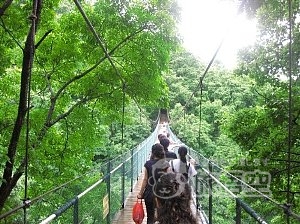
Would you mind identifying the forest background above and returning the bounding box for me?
[0,0,300,223]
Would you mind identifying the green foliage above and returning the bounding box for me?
[167,49,254,161]
[0,0,179,216]
[167,25,300,219]
[228,0,300,220]
[1,0,300,222]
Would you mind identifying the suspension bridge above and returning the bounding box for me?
[1,110,300,224]
[1,0,299,222]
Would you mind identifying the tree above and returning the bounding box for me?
[228,0,300,218]
[167,50,256,158]
[0,0,179,212]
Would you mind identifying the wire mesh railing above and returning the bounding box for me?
[39,128,157,224]
[167,126,300,224]
[3,122,300,223]
[0,125,158,223]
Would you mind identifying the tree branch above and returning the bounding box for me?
[49,91,116,126]
[0,0,13,17]
[0,18,23,50]
[45,24,145,124]
[0,0,41,210]
[270,158,300,164]
[109,25,146,56]
[35,29,53,49]
[272,165,300,176]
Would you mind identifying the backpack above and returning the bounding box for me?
[170,160,190,181]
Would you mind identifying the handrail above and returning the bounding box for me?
[167,126,268,223]
[3,122,299,223]
[0,125,158,223]
[194,161,267,224]
[38,125,158,223]
[167,125,300,223]
[0,163,105,221]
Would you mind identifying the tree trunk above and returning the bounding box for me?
[0,0,41,212]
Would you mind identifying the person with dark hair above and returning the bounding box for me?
[159,138,177,161]
[169,146,197,181]
[165,132,180,150]
[157,133,167,142]
[154,172,198,224]
[137,143,169,224]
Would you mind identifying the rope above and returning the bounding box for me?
[194,153,280,205]
[183,0,247,111]
[73,0,125,86]
[2,126,157,221]
[194,151,300,221]
[286,0,293,223]
[121,84,126,146]
[23,0,38,223]
[0,162,104,220]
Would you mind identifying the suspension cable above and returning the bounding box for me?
[73,0,125,86]
[198,78,203,150]
[0,161,105,220]
[73,0,128,147]
[286,0,293,222]
[121,84,126,146]
[183,0,246,111]
[183,0,247,160]
[23,0,38,223]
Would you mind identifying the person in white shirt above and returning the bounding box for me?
[169,146,197,181]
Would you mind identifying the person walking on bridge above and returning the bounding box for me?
[170,146,197,180]
[137,143,169,224]
[159,138,177,161]
[154,172,198,224]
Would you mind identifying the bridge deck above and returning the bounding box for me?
[112,170,203,224]
[112,171,147,224]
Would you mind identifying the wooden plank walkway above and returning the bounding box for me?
[112,171,204,224]
[112,172,147,224]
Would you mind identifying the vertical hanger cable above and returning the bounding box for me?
[286,0,293,222]
[24,0,38,222]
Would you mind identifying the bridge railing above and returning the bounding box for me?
[4,122,300,223]
[39,126,157,224]
[168,126,300,224]
[39,127,157,224]
[0,125,158,223]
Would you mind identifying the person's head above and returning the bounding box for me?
[151,143,165,159]
[159,138,170,151]
[158,133,166,141]
[154,172,197,224]
[166,132,170,138]
[178,146,188,157]
[178,146,188,163]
